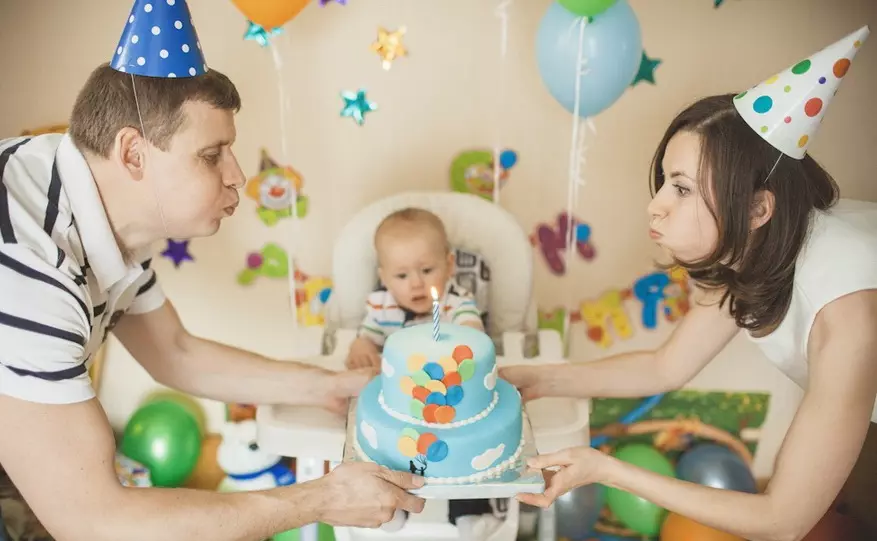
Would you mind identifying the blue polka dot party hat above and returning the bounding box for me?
[733,25,869,159]
[110,0,207,78]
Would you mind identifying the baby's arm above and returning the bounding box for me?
[346,310,384,371]
[450,297,485,332]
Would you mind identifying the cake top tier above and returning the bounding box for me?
[381,323,498,426]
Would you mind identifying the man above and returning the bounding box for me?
[0,1,424,539]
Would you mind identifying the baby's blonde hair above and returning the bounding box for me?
[374,207,450,254]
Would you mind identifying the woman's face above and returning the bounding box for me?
[647,130,720,263]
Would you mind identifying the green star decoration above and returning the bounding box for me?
[244,21,282,47]
[631,51,662,86]
[340,89,377,126]
[714,0,724,6]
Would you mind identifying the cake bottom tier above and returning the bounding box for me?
[355,377,524,483]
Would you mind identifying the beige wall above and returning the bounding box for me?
[1,0,875,479]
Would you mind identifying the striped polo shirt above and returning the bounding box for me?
[0,133,165,404]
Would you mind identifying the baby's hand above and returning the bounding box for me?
[346,337,382,371]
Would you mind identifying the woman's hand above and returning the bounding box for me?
[517,446,609,508]
[498,364,567,402]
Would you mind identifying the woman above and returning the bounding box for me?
[502,31,876,541]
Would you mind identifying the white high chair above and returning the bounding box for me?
[256,192,590,541]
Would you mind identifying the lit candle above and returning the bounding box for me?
[430,286,440,341]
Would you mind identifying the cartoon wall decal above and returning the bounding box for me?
[244,149,309,227]
[537,268,692,348]
[449,148,518,201]
[530,212,596,275]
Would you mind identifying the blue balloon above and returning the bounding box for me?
[423,362,445,381]
[676,444,758,493]
[499,150,518,169]
[426,392,446,406]
[445,385,464,406]
[536,0,642,118]
[555,484,605,539]
[426,440,448,462]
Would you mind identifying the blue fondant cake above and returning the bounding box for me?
[355,323,523,482]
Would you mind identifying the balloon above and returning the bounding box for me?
[559,0,617,17]
[409,399,425,418]
[423,362,445,380]
[446,385,464,406]
[399,376,416,396]
[536,0,642,118]
[397,436,418,458]
[661,512,744,540]
[458,359,476,381]
[411,370,430,387]
[401,427,420,441]
[142,391,206,435]
[676,444,757,493]
[121,401,202,487]
[499,149,518,169]
[452,345,473,363]
[426,392,447,406]
[412,386,431,403]
[230,0,311,30]
[423,404,439,423]
[437,356,457,374]
[555,484,605,539]
[434,405,456,424]
[417,433,438,455]
[605,444,674,536]
[407,353,427,372]
[443,372,462,387]
[427,440,449,462]
[424,380,447,394]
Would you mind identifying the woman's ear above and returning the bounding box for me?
[750,190,775,230]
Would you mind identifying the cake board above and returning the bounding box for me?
[341,398,546,500]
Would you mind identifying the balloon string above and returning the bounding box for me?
[492,0,512,206]
[562,17,587,347]
[269,35,299,332]
[130,74,171,244]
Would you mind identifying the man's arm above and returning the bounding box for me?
[0,395,321,541]
[112,301,369,411]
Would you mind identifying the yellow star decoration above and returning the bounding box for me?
[370,26,407,70]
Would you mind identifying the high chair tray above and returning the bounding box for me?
[341,398,545,500]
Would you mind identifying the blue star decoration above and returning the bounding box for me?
[340,89,377,126]
[631,50,662,86]
[161,239,194,268]
[244,21,283,47]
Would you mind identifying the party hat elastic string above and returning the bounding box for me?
[130,74,172,241]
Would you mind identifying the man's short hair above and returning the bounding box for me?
[69,63,241,158]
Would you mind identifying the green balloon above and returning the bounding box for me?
[558,0,616,17]
[457,359,476,382]
[121,400,202,487]
[605,444,675,536]
[409,400,425,419]
[411,370,431,387]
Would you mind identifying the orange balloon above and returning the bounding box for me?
[435,405,456,424]
[417,433,438,455]
[423,404,439,423]
[661,513,744,541]
[231,0,311,30]
[412,386,431,403]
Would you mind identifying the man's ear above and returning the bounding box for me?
[750,189,775,230]
[115,127,146,181]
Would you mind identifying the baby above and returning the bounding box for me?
[345,207,507,540]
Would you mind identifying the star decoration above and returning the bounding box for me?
[243,21,283,47]
[714,0,724,6]
[161,240,194,268]
[370,26,408,70]
[631,50,662,86]
[320,0,347,5]
[340,89,377,126]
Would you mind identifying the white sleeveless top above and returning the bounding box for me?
[748,199,877,422]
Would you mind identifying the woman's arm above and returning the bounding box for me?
[502,288,739,400]
[523,290,877,541]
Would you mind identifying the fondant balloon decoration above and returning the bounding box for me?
[529,212,596,276]
[120,399,203,487]
[536,0,642,118]
[230,0,311,30]
[604,444,674,536]
[401,345,474,423]
[538,266,691,347]
[675,443,758,493]
[397,428,448,474]
[245,149,309,227]
[661,512,744,540]
[449,148,519,201]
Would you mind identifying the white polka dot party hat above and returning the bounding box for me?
[110,0,207,78]
[733,25,869,159]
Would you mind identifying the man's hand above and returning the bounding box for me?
[322,368,375,416]
[314,462,426,528]
[346,337,382,371]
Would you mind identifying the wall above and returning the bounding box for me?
[1,0,875,479]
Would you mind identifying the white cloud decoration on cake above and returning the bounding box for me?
[471,443,505,471]
[381,357,394,377]
[360,420,378,449]
[483,364,497,391]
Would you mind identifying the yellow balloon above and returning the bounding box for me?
[397,436,418,457]
[425,380,447,394]
[437,356,457,374]
[407,354,427,372]
[399,376,416,396]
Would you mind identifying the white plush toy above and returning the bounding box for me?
[217,419,296,492]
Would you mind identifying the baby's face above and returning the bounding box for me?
[378,233,453,314]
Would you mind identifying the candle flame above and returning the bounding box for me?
[430,286,438,300]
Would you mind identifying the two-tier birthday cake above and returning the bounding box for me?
[354,323,525,484]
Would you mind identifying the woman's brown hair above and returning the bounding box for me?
[650,93,839,334]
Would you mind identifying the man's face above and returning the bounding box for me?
[145,101,245,238]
